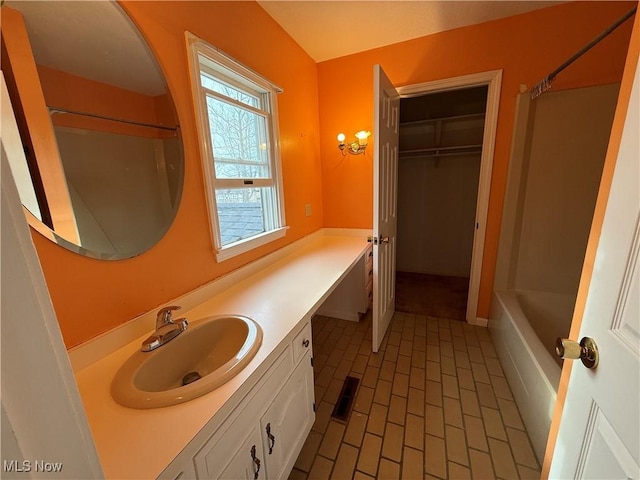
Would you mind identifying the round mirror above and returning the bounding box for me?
[3,1,184,260]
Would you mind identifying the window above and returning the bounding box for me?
[187,33,286,261]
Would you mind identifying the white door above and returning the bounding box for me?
[549,45,639,478]
[1,76,103,478]
[372,65,399,352]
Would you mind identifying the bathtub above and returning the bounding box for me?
[489,290,570,462]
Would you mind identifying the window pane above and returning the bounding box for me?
[193,43,285,256]
[200,72,259,108]
[216,188,267,246]
[206,95,270,179]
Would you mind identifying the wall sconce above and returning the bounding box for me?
[337,130,371,156]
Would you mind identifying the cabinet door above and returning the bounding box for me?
[260,355,315,479]
[198,425,265,480]
[171,463,195,480]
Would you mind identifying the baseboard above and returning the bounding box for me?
[472,317,489,327]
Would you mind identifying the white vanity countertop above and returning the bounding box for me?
[74,233,368,480]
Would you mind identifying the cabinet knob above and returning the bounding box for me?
[302,339,310,348]
[250,445,261,479]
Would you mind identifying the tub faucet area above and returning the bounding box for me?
[141,306,188,352]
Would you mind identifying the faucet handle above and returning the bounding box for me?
[156,305,181,325]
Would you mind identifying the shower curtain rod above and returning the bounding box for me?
[48,106,179,132]
[530,6,637,99]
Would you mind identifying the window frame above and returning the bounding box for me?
[186,32,287,262]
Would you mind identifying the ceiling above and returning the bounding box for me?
[257,1,565,62]
[6,1,565,95]
[7,0,166,96]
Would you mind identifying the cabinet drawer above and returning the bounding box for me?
[365,244,374,309]
[292,322,312,365]
[366,244,373,262]
[365,263,373,284]
[365,246,373,280]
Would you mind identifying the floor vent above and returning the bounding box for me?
[331,376,360,422]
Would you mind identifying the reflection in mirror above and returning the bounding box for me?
[2,1,183,259]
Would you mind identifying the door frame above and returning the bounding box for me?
[396,70,502,325]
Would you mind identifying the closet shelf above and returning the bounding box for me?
[399,144,482,158]
[399,110,485,158]
[400,112,485,127]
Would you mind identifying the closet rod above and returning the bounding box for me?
[399,151,481,159]
[530,6,637,99]
[48,106,179,132]
[400,147,482,159]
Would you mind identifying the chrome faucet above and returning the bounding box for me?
[141,306,188,352]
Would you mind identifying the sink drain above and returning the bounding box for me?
[182,371,201,386]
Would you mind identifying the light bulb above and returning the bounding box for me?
[355,130,370,145]
[337,133,346,143]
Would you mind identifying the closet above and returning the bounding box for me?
[396,86,488,320]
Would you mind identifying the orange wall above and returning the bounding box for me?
[25,1,324,348]
[39,65,172,139]
[38,65,159,125]
[317,1,635,319]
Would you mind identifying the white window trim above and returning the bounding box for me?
[215,226,289,262]
[185,32,287,262]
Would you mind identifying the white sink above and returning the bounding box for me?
[111,315,262,409]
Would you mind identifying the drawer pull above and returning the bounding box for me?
[302,339,310,348]
[250,445,261,479]
[266,423,276,454]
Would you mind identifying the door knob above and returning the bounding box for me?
[555,337,599,369]
[380,236,390,244]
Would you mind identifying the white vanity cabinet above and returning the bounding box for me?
[258,351,314,479]
[172,321,314,480]
[73,234,369,480]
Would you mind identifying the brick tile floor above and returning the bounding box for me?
[289,311,540,480]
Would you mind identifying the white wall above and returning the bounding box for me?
[396,153,480,276]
